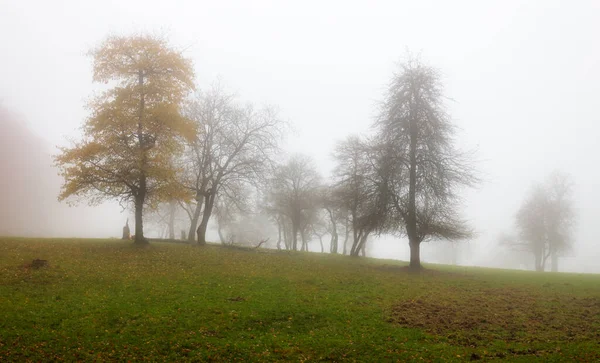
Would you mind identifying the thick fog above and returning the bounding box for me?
[1,0,599,272]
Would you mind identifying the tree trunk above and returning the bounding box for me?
[318,235,324,253]
[187,196,203,242]
[283,218,290,250]
[330,233,338,254]
[300,229,307,251]
[134,192,147,245]
[352,230,369,257]
[534,243,550,272]
[343,217,350,255]
[409,239,421,270]
[134,70,148,245]
[350,229,366,257]
[326,208,338,254]
[350,232,359,256]
[196,192,215,245]
[276,218,282,250]
[292,222,298,251]
[406,103,420,270]
[196,217,208,245]
[168,200,176,240]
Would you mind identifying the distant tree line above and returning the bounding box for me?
[56,33,574,272]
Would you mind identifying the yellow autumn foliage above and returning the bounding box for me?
[55,34,196,238]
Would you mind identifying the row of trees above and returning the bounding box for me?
[328,60,478,269]
[55,35,285,248]
[56,34,481,270]
[178,83,283,245]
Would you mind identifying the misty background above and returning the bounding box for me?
[1,0,599,272]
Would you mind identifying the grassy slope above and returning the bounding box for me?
[0,238,598,362]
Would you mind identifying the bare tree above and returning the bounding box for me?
[319,187,346,254]
[375,57,478,270]
[269,154,322,251]
[182,82,284,245]
[267,210,287,251]
[312,223,328,253]
[263,193,294,251]
[341,212,351,255]
[332,136,387,257]
[510,171,576,272]
[516,186,551,271]
[279,214,293,250]
[545,171,576,271]
[325,207,339,254]
[303,209,329,253]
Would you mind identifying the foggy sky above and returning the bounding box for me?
[1,0,599,272]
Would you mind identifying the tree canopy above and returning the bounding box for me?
[55,34,195,244]
[510,171,576,272]
[181,83,284,244]
[373,57,478,269]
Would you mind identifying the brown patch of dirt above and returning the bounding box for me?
[389,287,600,346]
[23,259,49,269]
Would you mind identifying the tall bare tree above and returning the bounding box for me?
[182,83,283,245]
[375,57,478,269]
[269,154,322,251]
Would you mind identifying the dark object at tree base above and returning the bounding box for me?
[29,259,49,269]
[122,219,131,240]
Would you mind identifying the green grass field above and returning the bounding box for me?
[1,238,599,362]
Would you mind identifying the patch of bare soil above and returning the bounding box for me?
[23,259,49,269]
[389,287,600,347]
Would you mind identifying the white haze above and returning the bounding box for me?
[1,0,599,272]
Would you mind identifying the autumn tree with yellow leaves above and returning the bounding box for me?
[55,34,195,244]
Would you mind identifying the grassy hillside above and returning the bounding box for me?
[1,238,599,362]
